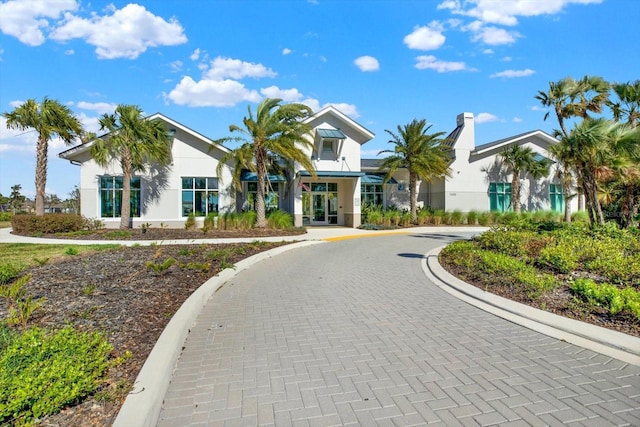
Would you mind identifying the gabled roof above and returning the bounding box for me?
[472,129,558,155]
[361,158,382,169]
[304,105,375,144]
[59,112,230,161]
[443,124,463,148]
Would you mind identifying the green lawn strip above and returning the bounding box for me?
[0,243,120,269]
[0,222,11,229]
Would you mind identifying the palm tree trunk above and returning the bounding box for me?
[512,171,521,213]
[34,138,48,216]
[409,171,417,223]
[120,156,132,229]
[255,150,267,228]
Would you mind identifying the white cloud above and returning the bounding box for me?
[301,98,320,112]
[50,3,187,59]
[490,68,535,78]
[0,0,77,46]
[166,76,261,107]
[325,103,360,118]
[190,48,201,61]
[76,101,117,115]
[414,55,466,72]
[513,117,523,123]
[475,112,499,123]
[482,48,494,54]
[438,0,602,26]
[354,55,380,72]
[260,86,304,102]
[203,57,277,80]
[282,48,292,55]
[471,25,520,45]
[64,49,74,55]
[169,60,183,73]
[403,22,446,50]
[501,56,512,61]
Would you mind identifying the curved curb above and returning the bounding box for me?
[423,246,640,366]
[113,240,324,427]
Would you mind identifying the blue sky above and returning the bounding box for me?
[0,0,638,200]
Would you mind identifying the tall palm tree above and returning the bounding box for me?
[3,98,83,216]
[548,142,576,222]
[499,145,551,213]
[215,98,316,228]
[90,105,173,229]
[378,119,451,223]
[608,80,640,126]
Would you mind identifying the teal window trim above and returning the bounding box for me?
[550,183,564,213]
[181,177,219,217]
[99,176,141,218]
[361,183,384,207]
[488,182,512,212]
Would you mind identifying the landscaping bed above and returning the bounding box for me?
[438,224,640,339]
[0,238,295,426]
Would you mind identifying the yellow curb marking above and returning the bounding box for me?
[323,231,411,242]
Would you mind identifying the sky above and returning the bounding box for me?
[0,0,638,200]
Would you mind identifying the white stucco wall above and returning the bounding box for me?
[71,128,234,228]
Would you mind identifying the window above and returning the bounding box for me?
[182,177,218,217]
[550,184,564,213]
[247,182,280,213]
[361,184,383,207]
[489,182,512,212]
[321,140,335,159]
[100,176,140,218]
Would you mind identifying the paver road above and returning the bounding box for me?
[158,233,640,426]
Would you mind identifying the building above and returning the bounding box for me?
[59,109,574,228]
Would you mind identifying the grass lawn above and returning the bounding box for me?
[0,243,120,267]
[0,222,11,229]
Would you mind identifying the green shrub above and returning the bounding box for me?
[466,210,479,225]
[0,212,12,222]
[219,211,256,230]
[366,209,383,225]
[0,263,24,285]
[203,212,218,231]
[432,209,445,225]
[477,211,493,226]
[571,278,640,319]
[102,230,133,240]
[475,229,537,258]
[0,326,112,424]
[184,212,196,230]
[267,210,293,229]
[571,211,590,223]
[416,207,431,225]
[11,214,87,235]
[450,210,463,225]
[538,240,580,273]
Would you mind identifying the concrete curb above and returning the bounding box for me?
[423,246,640,366]
[112,240,324,427]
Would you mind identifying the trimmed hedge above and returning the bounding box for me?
[11,214,87,235]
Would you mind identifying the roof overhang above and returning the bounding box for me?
[298,171,365,178]
[317,128,347,139]
[240,170,287,182]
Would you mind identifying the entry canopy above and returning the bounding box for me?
[240,170,287,182]
[361,174,397,184]
[317,128,347,139]
[298,171,365,178]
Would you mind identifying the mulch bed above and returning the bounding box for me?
[438,256,640,339]
[1,230,301,427]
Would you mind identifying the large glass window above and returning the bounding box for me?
[361,183,383,207]
[550,184,564,213]
[100,176,140,218]
[489,182,512,212]
[247,182,280,213]
[182,177,218,217]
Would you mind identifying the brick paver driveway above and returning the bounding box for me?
[158,233,640,426]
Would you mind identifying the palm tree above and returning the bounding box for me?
[548,142,577,222]
[90,105,172,229]
[499,145,551,213]
[215,98,316,228]
[3,98,83,216]
[608,80,640,126]
[378,119,451,223]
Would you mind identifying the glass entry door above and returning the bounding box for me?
[312,193,326,223]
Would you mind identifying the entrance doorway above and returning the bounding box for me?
[302,182,338,225]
